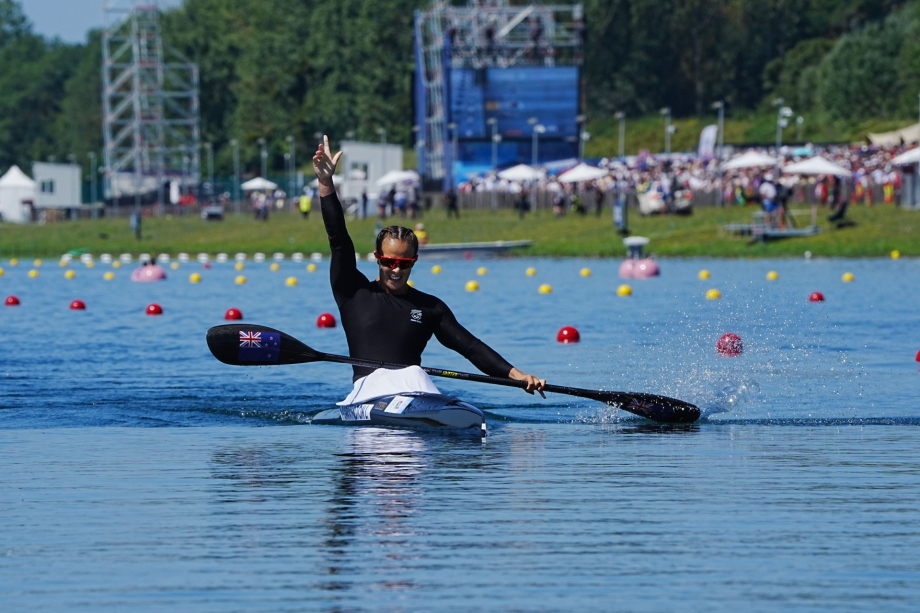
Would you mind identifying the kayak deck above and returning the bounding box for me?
[312,392,487,436]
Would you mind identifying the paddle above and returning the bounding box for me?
[206,324,701,424]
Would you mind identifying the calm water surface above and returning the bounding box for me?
[1,254,919,611]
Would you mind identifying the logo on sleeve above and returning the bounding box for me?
[410,309,422,324]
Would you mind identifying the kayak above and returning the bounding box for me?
[312,392,487,436]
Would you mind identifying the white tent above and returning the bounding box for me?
[0,165,37,223]
[557,163,608,183]
[891,148,920,166]
[307,175,344,188]
[497,164,543,181]
[376,169,419,186]
[867,123,920,147]
[722,150,779,170]
[782,156,851,177]
[240,177,278,191]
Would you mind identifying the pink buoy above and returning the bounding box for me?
[146,303,163,316]
[317,312,337,328]
[70,299,86,310]
[131,263,167,282]
[619,237,660,279]
[5,295,20,306]
[717,333,743,357]
[809,291,825,303]
[556,326,580,344]
[224,307,243,321]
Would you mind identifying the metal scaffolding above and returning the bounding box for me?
[102,1,200,205]
[415,1,584,185]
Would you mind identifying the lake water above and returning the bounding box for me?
[1,254,919,611]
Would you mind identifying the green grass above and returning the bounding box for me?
[1,204,917,259]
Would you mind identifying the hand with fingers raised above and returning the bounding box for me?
[313,134,343,195]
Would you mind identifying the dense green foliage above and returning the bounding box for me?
[1,0,919,176]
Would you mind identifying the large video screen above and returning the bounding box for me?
[450,66,579,140]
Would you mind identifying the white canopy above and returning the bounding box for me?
[722,150,779,170]
[891,148,920,166]
[240,177,278,191]
[0,165,37,188]
[376,169,419,186]
[307,175,344,188]
[782,156,851,177]
[497,164,543,181]
[0,165,37,224]
[557,163,608,183]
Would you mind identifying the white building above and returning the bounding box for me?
[0,165,37,223]
[337,140,402,203]
[33,162,82,209]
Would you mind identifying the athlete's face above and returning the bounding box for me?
[376,237,416,294]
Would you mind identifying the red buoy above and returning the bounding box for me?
[809,291,825,302]
[556,326,581,344]
[5,295,20,306]
[717,333,743,357]
[146,303,163,316]
[915,349,920,363]
[464,251,473,260]
[203,262,212,270]
[224,307,243,321]
[316,312,337,328]
[69,299,86,310]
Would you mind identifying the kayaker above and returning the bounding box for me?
[313,135,546,397]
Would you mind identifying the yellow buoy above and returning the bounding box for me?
[465,280,479,292]
[170,262,180,270]
[189,272,202,284]
[234,275,247,285]
[103,271,115,281]
[580,267,591,277]
[407,280,415,288]
[64,270,76,280]
[285,276,298,286]
[112,261,121,269]
[525,267,537,277]
[33,259,43,267]
[476,266,488,276]
[28,269,39,278]
[59,259,69,267]
[617,284,632,297]
[766,270,779,281]
[235,262,245,271]
[431,265,442,275]
[84,260,95,268]
[842,272,854,283]
[270,262,280,272]
[538,283,553,294]
[0,267,5,277]
[9,258,18,266]
[891,250,901,260]
[706,288,721,300]
[307,263,317,273]
[698,269,711,280]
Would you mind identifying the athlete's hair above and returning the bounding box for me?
[375,225,419,257]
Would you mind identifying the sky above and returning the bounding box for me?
[20,0,184,44]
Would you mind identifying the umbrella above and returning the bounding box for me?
[376,169,420,186]
[722,150,779,170]
[782,156,851,177]
[497,164,543,181]
[240,177,278,191]
[557,163,608,183]
[891,148,920,166]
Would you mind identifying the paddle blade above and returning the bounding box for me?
[206,324,318,366]
[545,385,700,423]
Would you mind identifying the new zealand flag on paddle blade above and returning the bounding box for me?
[238,330,281,363]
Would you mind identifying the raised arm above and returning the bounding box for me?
[313,135,363,295]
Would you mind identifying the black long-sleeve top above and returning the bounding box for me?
[320,191,514,381]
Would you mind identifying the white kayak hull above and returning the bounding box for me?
[312,392,486,436]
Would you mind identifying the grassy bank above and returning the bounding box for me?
[1,204,917,259]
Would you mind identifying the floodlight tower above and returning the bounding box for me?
[102,0,200,207]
